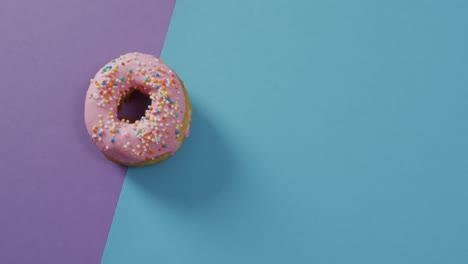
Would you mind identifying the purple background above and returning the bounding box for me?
[0,0,174,263]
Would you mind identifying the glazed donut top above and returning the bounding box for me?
[84,52,189,164]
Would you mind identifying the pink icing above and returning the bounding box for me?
[84,52,189,164]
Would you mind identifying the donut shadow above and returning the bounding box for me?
[127,101,234,209]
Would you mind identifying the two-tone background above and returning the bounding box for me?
[1,0,467,263]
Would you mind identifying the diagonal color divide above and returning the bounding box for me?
[103,0,468,263]
[0,0,175,263]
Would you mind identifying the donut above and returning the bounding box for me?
[84,52,192,166]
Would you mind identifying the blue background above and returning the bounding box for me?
[102,0,468,263]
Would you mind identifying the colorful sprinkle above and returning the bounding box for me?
[101,65,112,73]
[87,53,189,163]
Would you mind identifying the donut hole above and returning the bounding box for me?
[117,88,152,123]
